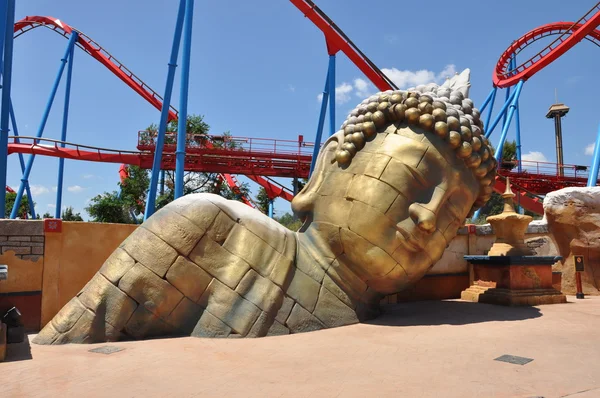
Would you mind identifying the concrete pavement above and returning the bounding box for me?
[3,296,600,397]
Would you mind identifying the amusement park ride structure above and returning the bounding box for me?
[2,0,600,220]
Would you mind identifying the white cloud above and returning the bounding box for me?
[335,82,353,103]
[585,143,595,156]
[82,174,95,179]
[29,185,49,195]
[47,204,56,209]
[319,64,458,105]
[317,82,354,104]
[353,78,371,98]
[67,185,85,193]
[522,151,548,163]
[288,84,295,93]
[52,186,57,193]
[381,64,457,89]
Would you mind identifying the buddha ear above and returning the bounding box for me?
[292,134,342,221]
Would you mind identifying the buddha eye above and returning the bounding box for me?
[404,165,429,188]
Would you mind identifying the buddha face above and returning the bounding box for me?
[293,124,480,294]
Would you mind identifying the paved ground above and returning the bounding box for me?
[3,296,600,398]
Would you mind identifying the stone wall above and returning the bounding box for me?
[0,220,44,260]
[0,220,45,330]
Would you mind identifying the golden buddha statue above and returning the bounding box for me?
[34,70,496,343]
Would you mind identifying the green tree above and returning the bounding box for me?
[42,212,52,218]
[255,187,271,215]
[87,115,252,222]
[119,165,149,217]
[85,191,131,224]
[275,212,303,231]
[5,192,31,218]
[62,206,84,221]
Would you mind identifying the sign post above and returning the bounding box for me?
[574,255,585,299]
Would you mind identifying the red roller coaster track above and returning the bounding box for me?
[10,5,600,216]
[494,2,600,87]
[14,16,179,121]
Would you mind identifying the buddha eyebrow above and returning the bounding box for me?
[419,146,450,170]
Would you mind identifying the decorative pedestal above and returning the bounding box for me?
[461,256,567,306]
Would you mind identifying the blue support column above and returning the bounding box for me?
[494,80,525,162]
[0,0,15,218]
[10,32,78,219]
[483,87,497,131]
[473,80,525,222]
[9,103,35,218]
[308,66,330,177]
[268,199,274,219]
[484,88,518,139]
[159,170,165,196]
[327,54,336,136]
[144,0,187,220]
[503,86,511,129]
[175,0,194,200]
[55,32,77,219]
[587,122,600,186]
[479,86,497,113]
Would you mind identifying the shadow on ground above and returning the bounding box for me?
[5,334,33,362]
[368,300,543,327]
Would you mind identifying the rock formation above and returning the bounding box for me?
[544,187,600,294]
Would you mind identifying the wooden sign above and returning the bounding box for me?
[574,255,585,272]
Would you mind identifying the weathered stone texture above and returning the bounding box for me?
[235,269,283,313]
[198,278,261,336]
[142,208,205,256]
[545,187,600,294]
[286,268,320,312]
[77,273,137,330]
[99,247,136,284]
[285,303,325,334]
[119,263,183,317]
[189,235,250,289]
[166,256,212,302]
[0,220,44,236]
[267,321,290,336]
[191,310,231,338]
[120,227,178,277]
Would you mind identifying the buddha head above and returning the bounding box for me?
[292,70,496,296]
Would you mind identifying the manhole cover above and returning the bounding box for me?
[494,354,533,365]
[88,345,125,355]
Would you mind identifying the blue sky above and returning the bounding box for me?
[6,0,599,219]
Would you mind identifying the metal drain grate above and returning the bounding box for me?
[88,345,125,355]
[494,354,533,365]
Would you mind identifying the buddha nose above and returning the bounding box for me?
[408,203,437,234]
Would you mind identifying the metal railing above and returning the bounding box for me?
[137,131,314,158]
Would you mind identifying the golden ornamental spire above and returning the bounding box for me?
[502,177,516,214]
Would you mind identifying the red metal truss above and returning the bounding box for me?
[8,135,312,179]
[290,0,395,91]
[494,2,600,87]
[14,16,178,121]
[246,175,295,202]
